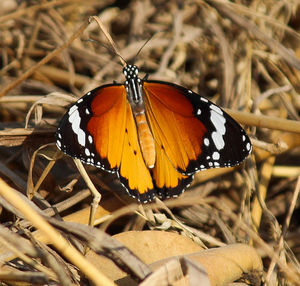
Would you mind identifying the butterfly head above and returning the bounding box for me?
[123,65,143,104]
[123,64,139,80]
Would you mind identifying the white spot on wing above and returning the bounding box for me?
[246,142,251,151]
[201,97,208,103]
[210,104,223,115]
[210,109,226,150]
[212,151,220,160]
[68,109,86,146]
[204,138,209,146]
[211,111,226,134]
[212,131,225,150]
[85,148,90,156]
[68,104,78,115]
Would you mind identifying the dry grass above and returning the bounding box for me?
[1,0,300,285]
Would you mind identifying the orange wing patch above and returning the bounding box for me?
[88,85,127,170]
[143,82,207,174]
[119,101,155,201]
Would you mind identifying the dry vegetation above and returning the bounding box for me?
[1,0,300,285]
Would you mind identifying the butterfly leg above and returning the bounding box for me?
[73,159,101,227]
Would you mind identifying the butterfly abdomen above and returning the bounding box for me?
[134,109,156,168]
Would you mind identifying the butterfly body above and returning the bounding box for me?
[123,65,156,168]
[56,64,252,203]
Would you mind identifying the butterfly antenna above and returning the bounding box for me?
[84,38,127,67]
[89,16,127,67]
[132,33,156,63]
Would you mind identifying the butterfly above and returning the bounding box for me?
[56,64,252,203]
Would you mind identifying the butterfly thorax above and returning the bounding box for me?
[123,64,156,168]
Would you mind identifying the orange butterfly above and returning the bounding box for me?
[56,64,251,202]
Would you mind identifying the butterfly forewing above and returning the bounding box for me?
[143,81,252,174]
[143,81,207,175]
[56,84,127,172]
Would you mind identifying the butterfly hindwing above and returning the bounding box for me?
[118,101,155,202]
[153,142,193,199]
